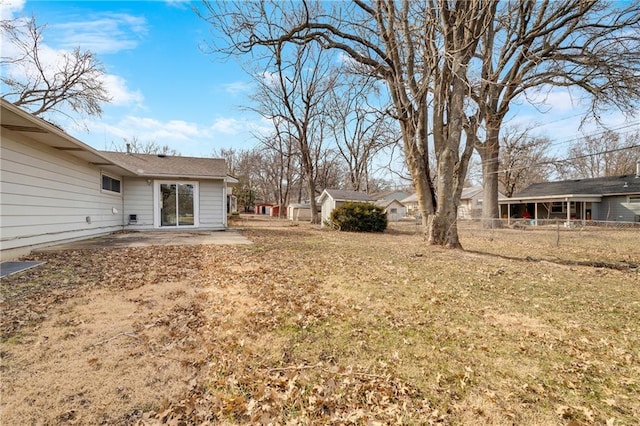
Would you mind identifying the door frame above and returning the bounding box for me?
[153,180,199,228]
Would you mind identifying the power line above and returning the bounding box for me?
[493,143,640,177]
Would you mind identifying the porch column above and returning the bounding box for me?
[566,200,571,225]
[534,203,538,226]
[508,203,511,226]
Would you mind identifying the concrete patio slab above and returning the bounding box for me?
[33,230,253,253]
[0,261,46,278]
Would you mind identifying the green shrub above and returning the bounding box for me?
[329,202,387,232]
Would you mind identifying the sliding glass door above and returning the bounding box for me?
[156,182,198,228]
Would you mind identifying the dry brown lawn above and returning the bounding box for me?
[1,218,639,425]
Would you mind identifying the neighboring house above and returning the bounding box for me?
[499,171,640,223]
[401,193,420,217]
[0,99,237,260]
[401,186,506,219]
[458,186,508,219]
[371,190,412,204]
[375,199,406,222]
[287,203,312,222]
[319,189,376,226]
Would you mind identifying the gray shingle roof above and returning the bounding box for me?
[515,174,640,197]
[99,151,227,179]
[322,189,375,202]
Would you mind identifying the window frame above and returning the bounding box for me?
[101,172,122,195]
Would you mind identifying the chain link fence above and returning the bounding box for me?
[388,217,640,266]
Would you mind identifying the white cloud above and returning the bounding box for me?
[258,71,279,88]
[164,0,191,9]
[51,13,148,54]
[210,117,243,135]
[223,80,253,95]
[100,74,144,107]
[71,113,270,156]
[519,87,584,113]
[0,0,25,20]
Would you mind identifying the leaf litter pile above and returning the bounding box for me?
[1,221,638,425]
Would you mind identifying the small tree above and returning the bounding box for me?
[329,202,387,233]
[112,137,180,156]
[498,126,555,197]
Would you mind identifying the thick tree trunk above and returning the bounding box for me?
[401,122,435,229]
[428,145,462,248]
[425,72,471,249]
[307,178,319,224]
[478,127,501,228]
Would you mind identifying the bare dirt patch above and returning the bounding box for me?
[1,219,639,424]
[1,279,210,424]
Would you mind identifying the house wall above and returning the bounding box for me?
[1,128,124,260]
[384,200,406,222]
[199,179,226,229]
[288,206,312,221]
[598,195,640,222]
[321,197,336,226]
[123,177,154,229]
[126,179,226,230]
[404,201,419,217]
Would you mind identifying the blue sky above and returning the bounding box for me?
[1,0,638,161]
[2,0,266,157]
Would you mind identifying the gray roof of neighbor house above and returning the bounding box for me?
[462,186,509,200]
[321,189,376,202]
[401,187,507,204]
[99,151,228,179]
[401,193,418,203]
[371,190,411,202]
[375,199,405,208]
[514,174,640,198]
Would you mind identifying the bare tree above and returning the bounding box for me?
[257,130,302,216]
[213,147,263,212]
[112,137,180,156]
[242,36,337,223]
[469,1,640,223]
[1,16,111,119]
[497,127,555,197]
[325,77,400,192]
[197,0,493,247]
[559,130,640,179]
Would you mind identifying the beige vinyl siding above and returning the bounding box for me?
[123,177,154,229]
[199,179,225,229]
[1,129,123,258]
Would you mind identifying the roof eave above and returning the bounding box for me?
[502,194,603,203]
[1,99,132,176]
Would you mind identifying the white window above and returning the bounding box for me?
[101,173,121,194]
